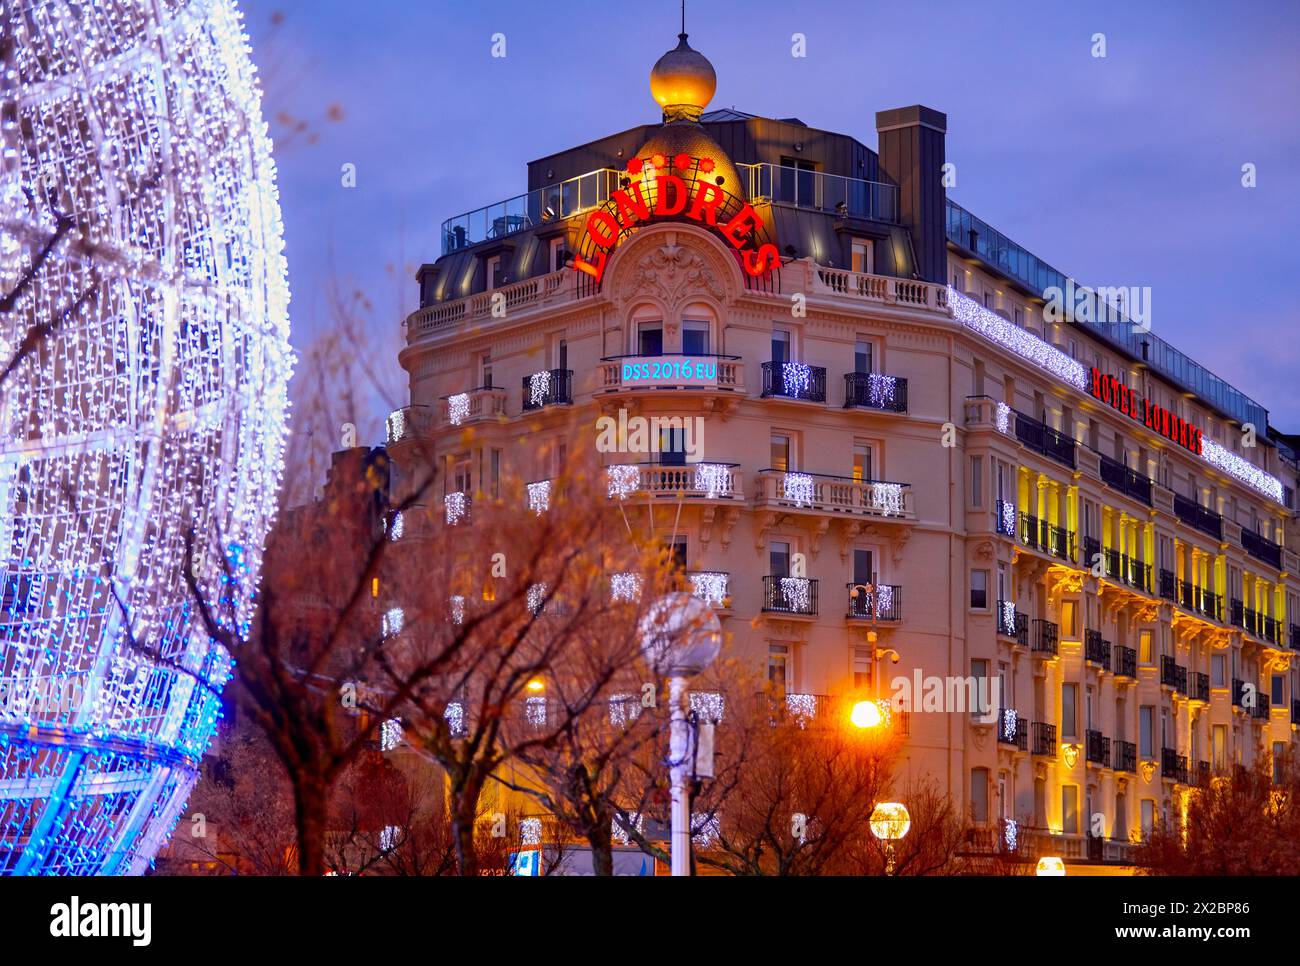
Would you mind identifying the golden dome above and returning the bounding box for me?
[650,33,716,121]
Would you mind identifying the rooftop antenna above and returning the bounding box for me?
[681,0,686,36]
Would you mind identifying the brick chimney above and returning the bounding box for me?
[875,106,948,284]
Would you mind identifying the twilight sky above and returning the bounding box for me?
[241,0,1300,442]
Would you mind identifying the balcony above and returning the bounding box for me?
[439,386,509,428]
[1113,740,1137,773]
[1031,619,1059,656]
[386,405,437,444]
[842,372,908,413]
[1231,599,1282,644]
[1013,411,1076,469]
[1112,645,1137,679]
[1084,630,1111,668]
[1196,760,1212,786]
[1161,748,1189,784]
[1098,453,1153,506]
[1158,568,1177,602]
[1173,493,1223,540]
[1190,672,1210,703]
[522,369,573,410]
[997,601,1028,645]
[605,462,743,502]
[1019,513,1075,563]
[1086,730,1111,766]
[760,361,826,403]
[1179,581,1222,622]
[407,269,579,339]
[762,576,818,616]
[1031,722,1057,758]
[748,162,899,222]
[994,499,1017,538]
[1232,678,1247,709]
[598,354,745,395]
[1292,624,1300,651]
[1160,655,1187,694]
[1240,528,1283,570]
[753,470,914,520]
[846,583,902,621]
[444,492,471,526]
[814,267,949,310]
[997,709,1028,750]
[1251,693,1271,721]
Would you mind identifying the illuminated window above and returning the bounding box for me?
[852,442,872,483]
[768,645,789,694]
[1139,629,1154,665]
[850,238,874,274]
[770,434,791,472]
[1061,785,1079,834]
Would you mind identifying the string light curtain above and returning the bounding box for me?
[0,0,292,874]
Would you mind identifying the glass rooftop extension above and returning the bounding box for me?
[945,199,1267,431]
[440,164,898,255]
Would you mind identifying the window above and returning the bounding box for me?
[970,768,989,824]
[854,339,873,375]
[1213,725,1226,770]
[852,442,872,483]
[852,549,874,588]
[1140,800,1155,838]
[1061,785,1078,834]
[969,455,983,507]
[971,660,990,715]
[769,541,791,578]
[658,425,686,466]
[970,570,988,610]
[1272,675,1285,706]
[1139,705,1154,758]
[1034,778,1046,826]
[770,434,791,472]
[638,321,664,356]
[852,647,872,691]
[1211,653,1226,688]
[768,645,789,694]
[682,320,710,355]
[485,254,504,289]
[1115,793,1128,841]
[1061,683,1078,740]
[1274,742,1286,785]
[490,449,501,499]
[1061,600,1077,638]
[548,236,569,272]
[1139,629,1154,665]
[479,352,493,389]
[557,338,568,371]
[663,539,687,570]
[850,238,874,274]
[771,329,791,364]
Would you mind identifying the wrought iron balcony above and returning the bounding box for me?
[997,709,1028,750]
[762,576,818,616]
[1012,411,1076,469]
[1113,739,1137,773]
[846,583,902,621]
[1191,672,1210,703]
[1031,721,1057,757]
[1160,655,1187,694]
[1196,760,1211,786]
[1084,629,1111,667]
[1159,568,1177,602]
[842,372,908,412]
[1086,730,1111,766]
[1019,512,1075,562]
[1173,493,1223,540]
[684,571,730,608]
[522,368,573,410]
[1232,678,1247,708]
[1179,582,1222,622]
[1112,645,1137,679]
[1098,453,1153,506]
[1291,624,1300,651]
[994,499,1017,537]
[1231,599,1279,642]
[1031,619,1059,656]
[761,361,826,402]
[1161,747,1189,784]
[997,601,1028,644]
[1240,527,1283,570]
[1251,692,1271,720]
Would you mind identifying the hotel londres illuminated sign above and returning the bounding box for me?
[572,153,780,285]
[1089,367,1203,455]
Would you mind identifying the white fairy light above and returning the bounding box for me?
[780,577,812,613]
[449,595,465,625]
[875,583,894,618]
[527,583,547,614]
[386,409,407,444]
[999,500,1016,536]
[869,482,905,517]
[1000,599,1017,635]
[612,813,643,846]
[692,814,721,847]
[389,511,405,541]
[1001,707,1019,742]
[995,401,1012,434]
[689,691,725,722]
[611,572,642,602]
[445,491,468,525]
[694,462,732,498]
[0,0,293,874]
[445,702,466,736]
[1004,818,1018,852]
[527,480,551,514]
[609,693,640,727]
[447,392,470,426]
[784,471,815,507]
[781,361,813,398]
[949,289,1088,389]
[525,696,548,727]
[380,826,401,852]
[785,692,817,725]
[382,607,405,638]
[1202,439,1284,503]
[607,463,641,499]
[528,370,552,407]
[520,817,543,845]
[867,373,898,409]
[689,571,729,607]
[380,718,403,752]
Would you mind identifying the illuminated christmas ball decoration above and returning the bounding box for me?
[0,0,292,874]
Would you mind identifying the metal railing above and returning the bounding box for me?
[1173,494,1223,540]
[1020,513,1075,563]
[1084,629,1111,667]
[846,583,902,621]
[1160,655,1187,694]
[1098,453,1153,506]
[842,372,908,412]
[761,361,826,402]
[1241,527,1283,570]
[747,163,898,222]
[1113,740,1137,773]
[521,369,573,410]
[1031,619,1059,656]
[997,601,1028,644]
[1113,645,1137,679]
[441,168,621,253]
[1086,730,1111,766]
[762,576,818,616]
[997,709,1028,750]
[1161,747,1189,784]
[1031,722,1057,757]
[1013,411,1076,469]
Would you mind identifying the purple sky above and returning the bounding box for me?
[242,0,1300,441]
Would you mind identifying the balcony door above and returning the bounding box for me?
[682,320,710,355]
[769,542,791,579]
[638,322,663,356]
[779,157,817,207]
[852,549,874,588]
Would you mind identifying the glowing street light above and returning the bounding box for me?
[1035,856,1066,876]
[869,801,911,875]
[851,699,883,729]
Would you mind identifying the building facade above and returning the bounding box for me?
[387,32,1300,867]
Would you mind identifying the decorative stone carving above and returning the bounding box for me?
[629,241,725,306]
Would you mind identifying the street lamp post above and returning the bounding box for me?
[640,593,722,877]
[869,801,911,875]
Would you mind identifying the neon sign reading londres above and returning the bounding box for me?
[1089,367,1203,456]
[572,154,779,284]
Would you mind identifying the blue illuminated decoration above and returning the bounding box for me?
[620,356,718,386]
[0,0,291,874]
